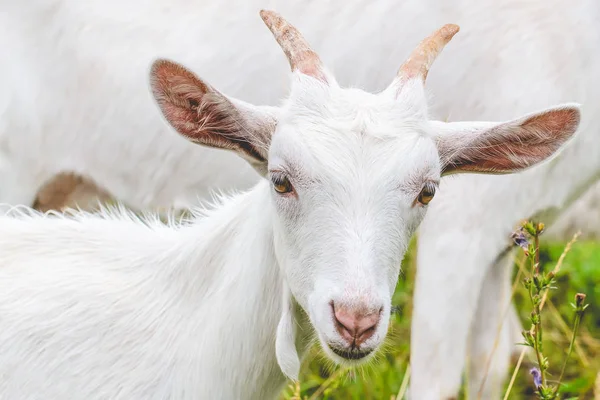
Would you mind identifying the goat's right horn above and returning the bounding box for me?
[260,10,327,82]
[395,24,460,91]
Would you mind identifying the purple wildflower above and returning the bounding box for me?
[530,367,542,388]
[511,228,530,256]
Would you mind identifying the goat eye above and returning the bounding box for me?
[272,175,294,195]
[417,182,436,205]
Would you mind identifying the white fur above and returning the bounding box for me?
[0,193,295,399]
[0,79,459,397]
[0,12,581,396]
[1,1,598,399]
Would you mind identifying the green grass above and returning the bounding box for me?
[279,239,600,400]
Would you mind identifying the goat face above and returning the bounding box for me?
[151,10,580,374]
[268,81,438,364]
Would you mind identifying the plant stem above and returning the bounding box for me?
[503,230,581,400]
[529,287,546,388]
[554,310,583,396]
[530,230,547,389]
[534,233,540,273]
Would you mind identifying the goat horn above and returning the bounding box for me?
[397,24,460,84]
[260,10,326,82]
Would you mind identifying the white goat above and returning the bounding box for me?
[0,10,581,400]
[410,4,600,399]
[1,1,598,399]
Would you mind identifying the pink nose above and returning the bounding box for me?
[332,302,381,346]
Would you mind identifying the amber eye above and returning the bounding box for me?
[272,175,294,195]
[417,182,436,205]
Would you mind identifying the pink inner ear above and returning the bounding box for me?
[150,60,211,138]
[150,60,269,163]
[442,107,580,175]
[521,108,580,141]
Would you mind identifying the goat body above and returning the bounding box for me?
[0,187,299,399]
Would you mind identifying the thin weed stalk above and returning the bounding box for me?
[396,363,410,400]
[506,223,587,399]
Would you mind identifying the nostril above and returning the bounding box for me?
[355,314,379,345]
[332,302,356,342]
[331,302,381,346]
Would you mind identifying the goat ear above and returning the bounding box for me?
[275,282,300,381]
[433,105,581,176]
[150,59,278,175]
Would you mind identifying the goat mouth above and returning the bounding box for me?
[328,345,373,361]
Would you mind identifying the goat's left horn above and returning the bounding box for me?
[396,24,460,86]
[260,10,327,82]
